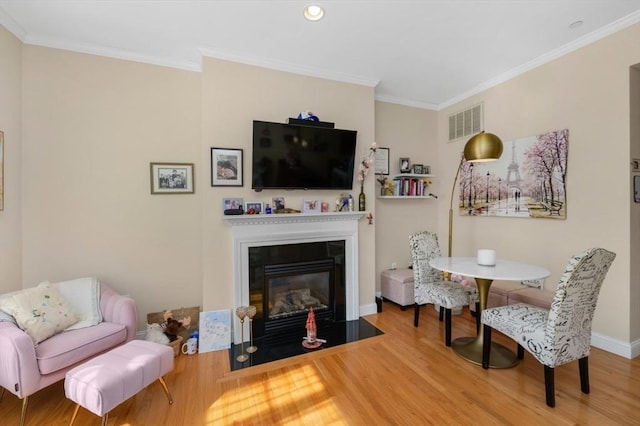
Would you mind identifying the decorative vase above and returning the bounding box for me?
[359,184,366,211]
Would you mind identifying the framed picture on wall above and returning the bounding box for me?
[375,147,390,175]
[211,148,243,187]
[150,162,194,194]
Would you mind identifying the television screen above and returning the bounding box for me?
[252,120,357,190]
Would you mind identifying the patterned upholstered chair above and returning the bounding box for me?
[481,247,616,407]
[410,231,478,346]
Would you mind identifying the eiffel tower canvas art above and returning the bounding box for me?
[458,129,568,219]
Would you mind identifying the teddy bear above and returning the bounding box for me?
[161,310,191,342]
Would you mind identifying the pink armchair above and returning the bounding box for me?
[0,283,137,426]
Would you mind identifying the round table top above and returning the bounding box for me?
[429,257,550,281]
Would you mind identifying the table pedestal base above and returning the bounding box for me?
[451,336,518,369]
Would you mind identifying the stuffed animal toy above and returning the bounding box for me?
[145,323,169,345]
[161,310,192,341]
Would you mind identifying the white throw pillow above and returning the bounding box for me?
[0,290,19,325]
[0,282,79,344]
[52,277,102,330]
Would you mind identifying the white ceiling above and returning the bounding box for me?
[1,1,639,110]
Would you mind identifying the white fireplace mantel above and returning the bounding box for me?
[225,211,365,343]
[223,211,366,226]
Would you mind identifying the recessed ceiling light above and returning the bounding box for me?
[569,20,583,29]
[304,5,324,21]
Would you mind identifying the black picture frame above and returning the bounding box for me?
[399,157,411,173]
[211,148,243,187]
[375,147,390,175]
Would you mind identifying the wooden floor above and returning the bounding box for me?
[1,302,639,425]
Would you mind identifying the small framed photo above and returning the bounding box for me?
[375,147,390,175]
[211,147,243,187]
[244,201,263,214]
[223,197,243,212]
[412,164,423,174]
[399,157,411,173]
[272,196,285,211]
[302,200,321,213]
[150,162,194,194]
[423,165,432,175]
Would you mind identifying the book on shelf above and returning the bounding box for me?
[391,176,429,196]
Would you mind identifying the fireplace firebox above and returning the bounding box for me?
[249,241,346,340]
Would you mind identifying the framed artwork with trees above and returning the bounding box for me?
[457,128,568,219]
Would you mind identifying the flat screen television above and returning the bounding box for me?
[252,120,358,191]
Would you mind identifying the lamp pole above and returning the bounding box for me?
[486,171,490,203]
[498,178,502,207]
[468,164,473,208]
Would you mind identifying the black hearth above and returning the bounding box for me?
[229,318,384,371]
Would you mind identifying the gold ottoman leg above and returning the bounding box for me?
[158,376,173,405]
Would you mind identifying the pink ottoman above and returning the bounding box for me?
[381,268,415,309]
[65,340,174,425]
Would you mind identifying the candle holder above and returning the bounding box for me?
[235,306,249,362]
[246,305,257,354]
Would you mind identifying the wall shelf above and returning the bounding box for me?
[378,173,436,199]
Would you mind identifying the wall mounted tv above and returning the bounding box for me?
[252,120,358,191]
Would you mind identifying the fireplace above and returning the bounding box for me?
[226,211,364,344]
[249,241,346,340]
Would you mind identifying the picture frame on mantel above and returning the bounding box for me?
[150,162,194,194]
[211,147,243,187]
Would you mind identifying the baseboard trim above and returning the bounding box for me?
[591,331,639,359]
[360,303,378,317]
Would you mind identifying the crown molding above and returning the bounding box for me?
[22,34,202,72]
[375,93,438,111]
[438,9,640,110]
[0,5,27,41]
[200,47,380,88]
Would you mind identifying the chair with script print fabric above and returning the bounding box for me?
[481,247,616,407]
[410,231,478,346]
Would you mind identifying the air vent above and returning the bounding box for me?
[448,103,483,142]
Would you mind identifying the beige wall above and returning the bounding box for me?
[200,57,377,313]
[21,46,203,327]
[374,101,438,291]
[437,23,640,345]
[0,25,22,293]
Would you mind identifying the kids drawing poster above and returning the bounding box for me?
[198,309,231,353]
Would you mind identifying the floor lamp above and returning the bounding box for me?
[448,131,504,257]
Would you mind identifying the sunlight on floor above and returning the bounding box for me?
[208,364,346,425]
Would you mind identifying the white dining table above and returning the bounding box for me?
[429,256,550,368]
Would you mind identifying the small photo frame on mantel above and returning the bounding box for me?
[244,201,263,214]
[150,162,194,194]
[302,200,321,213]
[211,147,243,187]
[412,164,424,174]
